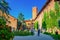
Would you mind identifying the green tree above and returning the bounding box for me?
[18,13,24,22]
[0,17,6,26]
[0,17,14,40]
[0,0,11,14]
[55,2,60,18]
[42,21,46,29]
[54,2,60,28]
[0,0,11,23]
[34,21,39,30]
[17,13,26,30]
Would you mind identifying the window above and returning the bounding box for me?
[28,23,30,25]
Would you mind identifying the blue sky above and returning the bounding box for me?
[6,0,47,20]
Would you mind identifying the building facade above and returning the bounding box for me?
[6,15,17,30]
[0,0,60,32]
[32,0,60,33]
[0,10,17,30]
[24,20,33,29]
[32,0,55,30]
[25,0,60,32]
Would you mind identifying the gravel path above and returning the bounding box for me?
[13,32,54,40]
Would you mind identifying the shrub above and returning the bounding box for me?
[44,32,51,35]
[34,21,39,30]
[0,17,14,40]
[44,32,60,40]
[14,30,34,36]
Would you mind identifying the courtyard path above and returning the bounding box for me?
[13,32,54,40]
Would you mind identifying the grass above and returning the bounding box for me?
[44,32,60,40]
[14,30,34,36]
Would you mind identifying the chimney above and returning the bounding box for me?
[32,7,38,20]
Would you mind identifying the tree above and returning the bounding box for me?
[0,17,14,40]
[0,0,11,14]
[54,2,60,28]
[0,17,6,26]
[55,2,60,18]
[0,0,11,24]
[0,1,14,40]
[42,21,46,29]
[34,21,39,30]
[17,13,26,30]
[18,13,24,22]
[0,0,11,20]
